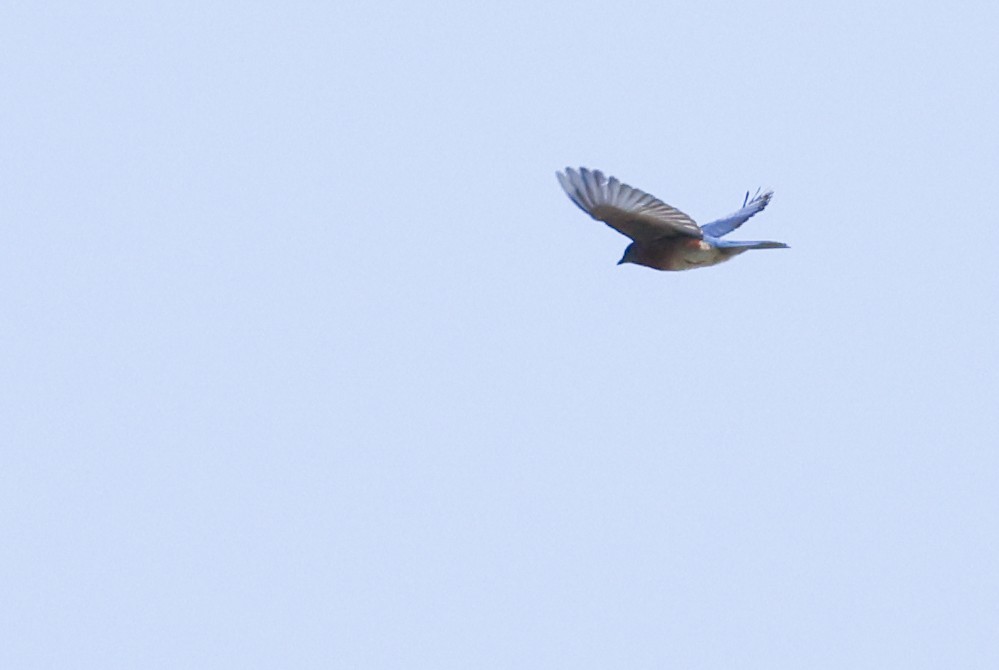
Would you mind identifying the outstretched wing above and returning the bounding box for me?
[700,188,773,238]
[557,167,702,242]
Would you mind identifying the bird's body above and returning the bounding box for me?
[625,236,744,271]
[556,167,787,272]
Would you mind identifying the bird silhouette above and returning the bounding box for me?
[557,167,788,271]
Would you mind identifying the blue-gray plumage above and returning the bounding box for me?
[556,167,788,271]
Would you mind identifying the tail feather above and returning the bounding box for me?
[714,239,788,250]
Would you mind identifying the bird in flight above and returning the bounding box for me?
[556,167,788,271]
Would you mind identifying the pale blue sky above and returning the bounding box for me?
[3,1,998,668]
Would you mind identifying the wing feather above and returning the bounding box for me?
[700,188,774,238]
[557,167,702,242]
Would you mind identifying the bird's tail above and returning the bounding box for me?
[714,239,789,250]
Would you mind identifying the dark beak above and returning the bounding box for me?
[616,259,625,265]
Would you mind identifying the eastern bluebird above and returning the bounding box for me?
[557,167,788,271]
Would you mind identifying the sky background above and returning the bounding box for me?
[3,1,998,668]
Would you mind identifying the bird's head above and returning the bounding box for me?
[617,243,638,266]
